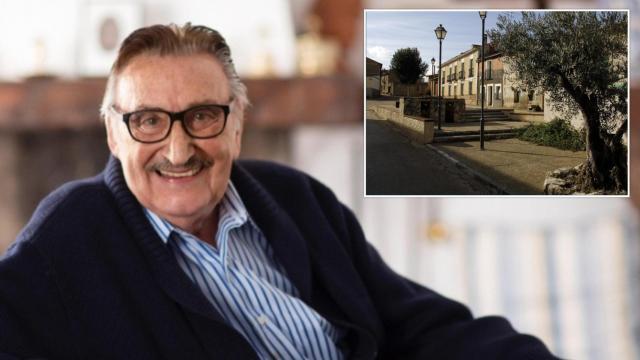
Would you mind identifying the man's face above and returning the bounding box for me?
[106,53,242,231]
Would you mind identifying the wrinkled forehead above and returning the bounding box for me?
[113,53,232,112]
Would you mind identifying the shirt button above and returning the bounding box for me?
[257,314,269,325]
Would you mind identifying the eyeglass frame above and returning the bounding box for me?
[109,103,232,144]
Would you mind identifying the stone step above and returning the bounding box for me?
[463,111,511,115]
[432,132,519,143]
[460,117,511,123]
[462,114,512,119]
[462,116,511,121]
[463,110,510,114]
[463,112,510,116]
[435,128,517,137]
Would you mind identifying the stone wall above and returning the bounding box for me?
[370,99,434,143]
[393,83,430,97]
[405,97,465,123]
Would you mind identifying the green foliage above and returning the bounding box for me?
[518,118,586,151]
[390,48,427,84]
[490,11,628,191]
[489,12,627,124]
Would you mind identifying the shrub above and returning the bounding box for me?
[517,118,586,151]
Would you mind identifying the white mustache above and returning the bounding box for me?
[146,156,213,173]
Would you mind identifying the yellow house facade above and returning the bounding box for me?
[440,45,480,106]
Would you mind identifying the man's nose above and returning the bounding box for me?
[164,121,195,165]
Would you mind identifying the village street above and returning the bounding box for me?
[366,112,500,195]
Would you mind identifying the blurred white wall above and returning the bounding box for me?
[0,0,297,79]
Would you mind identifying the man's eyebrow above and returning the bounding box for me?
[120,99,232,113]
[184,99,231,108]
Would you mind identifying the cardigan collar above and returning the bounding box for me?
[102,156,313,314]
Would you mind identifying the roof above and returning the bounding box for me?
[366,57,382,76]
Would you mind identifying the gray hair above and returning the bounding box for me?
[99,23,249,120]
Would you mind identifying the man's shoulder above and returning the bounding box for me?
[6,174,112,255]
[235,159,308,181]
[233,159,337,203]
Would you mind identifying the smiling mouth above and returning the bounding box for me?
[156,166,203,178]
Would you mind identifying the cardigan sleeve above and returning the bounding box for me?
[0,240,77,359]
[335,203,560,359]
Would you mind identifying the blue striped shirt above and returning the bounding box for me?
[144,182,345,360]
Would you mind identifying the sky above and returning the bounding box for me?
[366,11,514,75]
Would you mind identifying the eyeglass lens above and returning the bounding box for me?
[128,105,226,142]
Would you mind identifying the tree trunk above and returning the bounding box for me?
[557,74,627,193]
[582,109,627,193]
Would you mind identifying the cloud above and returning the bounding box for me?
[367,46,390,65]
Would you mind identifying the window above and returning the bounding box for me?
[461,82,464,95]
[448,85,451,95]
[487,60,492,79]
[469,80,473,95]
[528,90,535,101]
[469,59,474,76]
[514,89,520,103]
[495,86,501,100]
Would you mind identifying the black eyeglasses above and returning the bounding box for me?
[111,104,231,143]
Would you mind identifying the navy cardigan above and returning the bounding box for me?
[0,157,558,359]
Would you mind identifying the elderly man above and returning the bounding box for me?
[0,24,558,359]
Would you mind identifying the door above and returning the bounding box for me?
[488,86,493,106]
[445,101,454,123]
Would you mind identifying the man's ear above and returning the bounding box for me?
[231,103,244,160]
[104,116,119,159]
[233,116,244,159]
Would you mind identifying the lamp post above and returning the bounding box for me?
[431,57,436,76]
[434,24,447,131]
[479,11,486,150]
[431,57,436,96]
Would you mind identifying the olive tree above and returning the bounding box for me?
[489,11,628,193]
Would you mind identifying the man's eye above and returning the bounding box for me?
[193,111,215,121]
[142,117,159,125]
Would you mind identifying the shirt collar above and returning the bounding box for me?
[143,180,252,244]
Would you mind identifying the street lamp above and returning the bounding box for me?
[431,57,436,96]
[434,24,447,131]
[479,11,487,150]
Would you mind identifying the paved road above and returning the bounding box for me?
[366,115,498,195]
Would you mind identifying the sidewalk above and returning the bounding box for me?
[431,139,586,195]
[435,120,529,134]
[366,118,502,195]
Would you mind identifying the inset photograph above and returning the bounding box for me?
[365,10,629,196]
